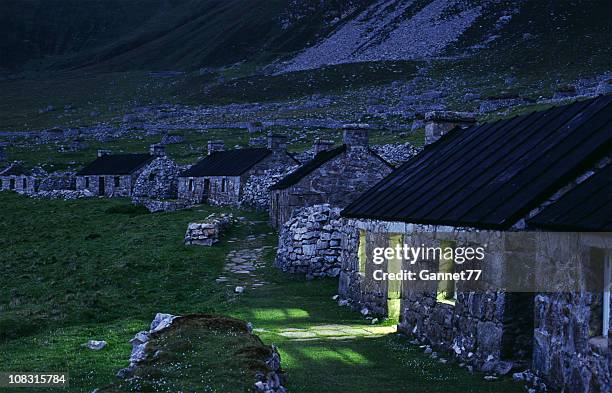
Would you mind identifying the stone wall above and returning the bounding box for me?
[178,175,241,205]
[533,292,610,392]
[184,214,233,246]
[241,166,297,210]
[132,197,191,212]
[76,174,134,197]
[132,157,181,200]
[275,204,343,278]
[0,175,42,195]
[38,171,76,191]
[531,232,612,392]
[338,219,533,373]
[270,148,393,228]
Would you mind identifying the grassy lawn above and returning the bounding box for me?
[0,193,523,392]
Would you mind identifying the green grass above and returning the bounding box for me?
[0,71,181,132]
[0,193,524,392]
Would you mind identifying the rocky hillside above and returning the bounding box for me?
[2,0,609,75]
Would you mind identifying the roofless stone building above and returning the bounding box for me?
[269,125,394,229]
[0,162,46,195]
[340,95,612,391]
[75,145,162,197]
[178,134,299,206]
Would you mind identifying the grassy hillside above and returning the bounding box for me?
[0,0,188,71]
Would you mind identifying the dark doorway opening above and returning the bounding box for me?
[501,292,535,367]
[9,178,15,190]
[99,177,105,196]
[202,179,210,203]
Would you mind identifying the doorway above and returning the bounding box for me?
[501,292,534,367]
[202,179,210,203]
[387,234,403,321]
[98,177,105,196]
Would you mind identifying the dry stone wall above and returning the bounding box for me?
[275,204,344,278]
[184,214,233,246]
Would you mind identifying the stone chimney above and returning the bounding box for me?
[313,138,335,154]
[342,123,370,151]
[97,149,111,157]
[149,143,166,157]
[424,111,476,145]
[207,140,225,155]
[267,133,287,152]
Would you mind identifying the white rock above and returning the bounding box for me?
[84,340,107,350]
[235,286,245,294]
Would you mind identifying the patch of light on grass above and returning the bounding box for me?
[296,347,371,365]
[249,308,310,320]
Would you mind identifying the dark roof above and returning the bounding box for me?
[342,94,612,229]
[180,148,272,177]
[77,154,154,175]
[0,163,28,176]
[270,145,346,189]
[528,164,612,231]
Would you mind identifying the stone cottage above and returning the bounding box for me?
[526,163,611,392]
[0,162,47,195]
[338,94,611,387]
[75,146,159,197]
[269,125,394,229]
[177,134,299,206]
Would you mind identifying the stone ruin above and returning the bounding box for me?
[184,213,234,246]
[275,204,344,278]
[371,142,421,166]
[38,171,76,192]
[241,165,298,210]
[132,156,188,212]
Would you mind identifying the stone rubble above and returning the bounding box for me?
[116,313,178,379]
[33,189,94,200]
[38,171,75,191]
[184,213,234,246]
[275,204,344,278]
[371,142,421,166]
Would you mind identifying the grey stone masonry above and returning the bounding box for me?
[184,213,234,246]
[275,204,344,278]
[241,166,298,211]
[424,111,476,145]
[531,232,612,392]
[338,220,531,374]
[132,157,181,201]
[0,163,47,195]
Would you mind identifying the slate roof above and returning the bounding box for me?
[76,154,154,176]
[270,145,346,190]
[342,94,612,229]
[180,148,273,177]
[527,164,612,231]
[270,145,394,190]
